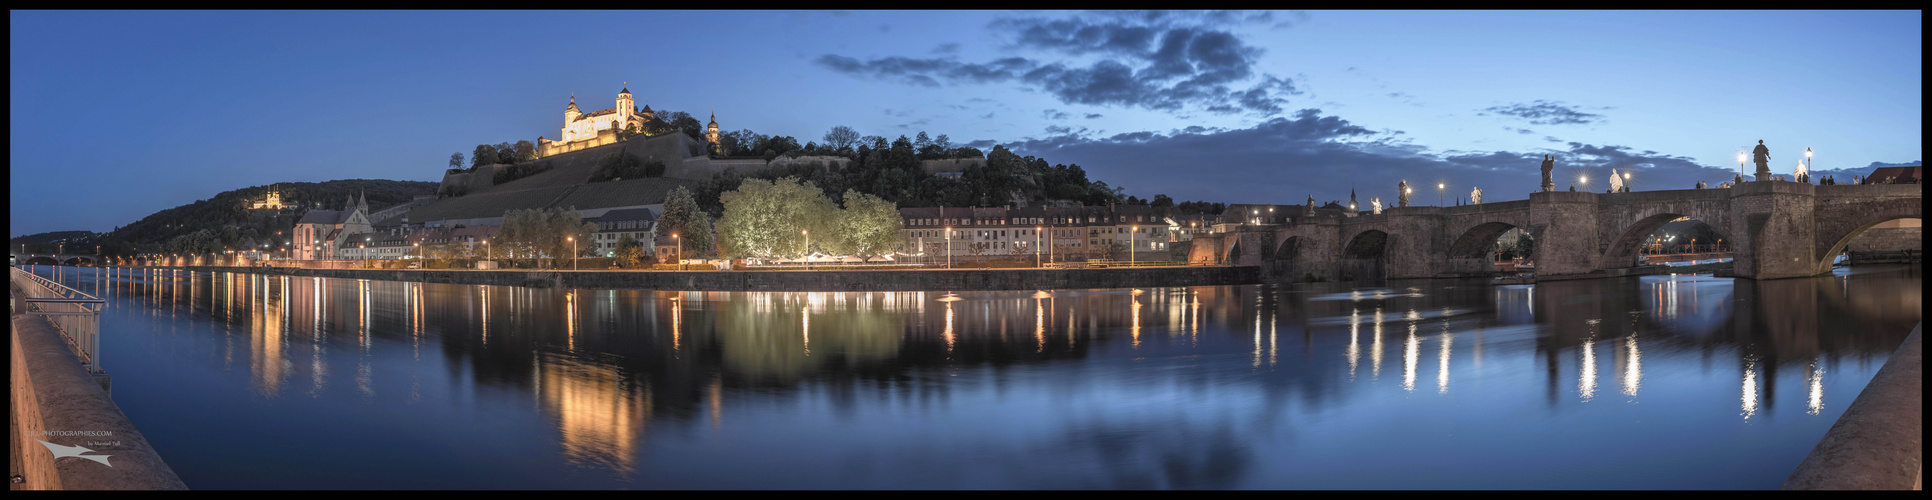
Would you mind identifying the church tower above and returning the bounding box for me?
[564,94,581,124]
[706,110,722,155]
[616,86,634,123]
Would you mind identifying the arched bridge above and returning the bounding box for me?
[1191,182,1921,281]
[11,253,102,266]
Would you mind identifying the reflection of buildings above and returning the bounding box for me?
[536,352,649,478]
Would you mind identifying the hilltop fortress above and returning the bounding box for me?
[415,86,985,229]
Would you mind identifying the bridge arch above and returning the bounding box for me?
[23,256,59,266]
[1224,239,1243,264]
[1340,229,1388,281]
[1600,213,1733,270]
[1273,236,1301,262]
[1812,205,1922,275]
[1448,222,1522,260]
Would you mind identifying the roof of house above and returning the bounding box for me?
[596,208,657,224]
[1864,165,1922,184]
[296,209,349,225]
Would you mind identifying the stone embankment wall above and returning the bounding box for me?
[1783,324,1922,490]
[10,311,186,490]
[119,265,1259,292]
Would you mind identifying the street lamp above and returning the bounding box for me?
[672,233,681,271]
[1036,226,1043,267]
[483,239,491,260]
[1805,147,1813,177]
[1623,171,1631,192]
[802,229,810,270]
[1130,225,1138,266]
[1438,182,1445,206]
[566,236,576,271]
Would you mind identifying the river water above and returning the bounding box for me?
[29,264,1922,489]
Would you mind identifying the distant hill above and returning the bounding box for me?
[109,179,438,250]
[9,230,102,255]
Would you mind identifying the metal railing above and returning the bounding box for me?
[10,267,106,373]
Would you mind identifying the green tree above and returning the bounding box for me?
[831,189,905,261]
[449,152,465,170]
[656,186,714,259]
[513,140,536,162]
[616,235,648,268]
[495,142,516,165]
[716,177,838,259]
[472,144,498,168]
[822,125,860,153]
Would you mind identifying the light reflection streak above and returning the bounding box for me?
[1035,298,1045,353]
[567,290,578,352]
[1268,305,1277,367]
[1579,338,1597,402]
[1402,322,1418,392]
[1437,329,1452,394]
[1346,307,1360,380]
[802,305,811,356]
[1371,307,1385,379]
[1742,358,1759,420]
[943,301,955,353]
[1131,296,1142,349]
[1252,309,1263,368]
[1621,334,1642,397]
[1807,358,1825,416]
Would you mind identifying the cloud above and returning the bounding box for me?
[992,109,1739,205]
[1480,100,1605,125]
[1084,113,1104,119]
[964,139,998,149]
[933,43,960,54]
[814,12,1302,116]
[1042,109,1071,120]
[979,112,996,119]
[1506,127,1535,135]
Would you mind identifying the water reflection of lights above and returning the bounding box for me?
[1437,327,1452,394]
[1579,340,1598,402]
[1371,307,1385,379]
[1402,323,1419,392]
[944,301,955,353]
[1346,307,1361,380]
[1806,359,1825,416]
[567,290,578,352]
[1741,358,1760,420]
[538,353,648,478]
[802,306,811,356]
[1035,298,1045,352]
[1621,335,1642,398]
[669,296,682,353]
[1132,296,1143,349]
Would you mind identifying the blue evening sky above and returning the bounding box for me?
[10,10,1922,235]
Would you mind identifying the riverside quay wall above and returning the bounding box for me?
[116,265,1261,292]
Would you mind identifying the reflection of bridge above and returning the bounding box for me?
[12,253,100,266]
[1193,182,1921,280]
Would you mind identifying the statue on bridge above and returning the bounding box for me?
[1305,194,1316,216]
[1398,180,1411,207]
[1752,140,1771,181]
[1608,168,1625,193]
[1540,154,1556,192]
[1470,186,1482,204]
[1371,197,1382,215]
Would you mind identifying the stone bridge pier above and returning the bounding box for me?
[1189,182,1920,281]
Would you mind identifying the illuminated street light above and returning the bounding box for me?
[566,236,575,270]
[802,229,810,270]
[1036,226,1043,267]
